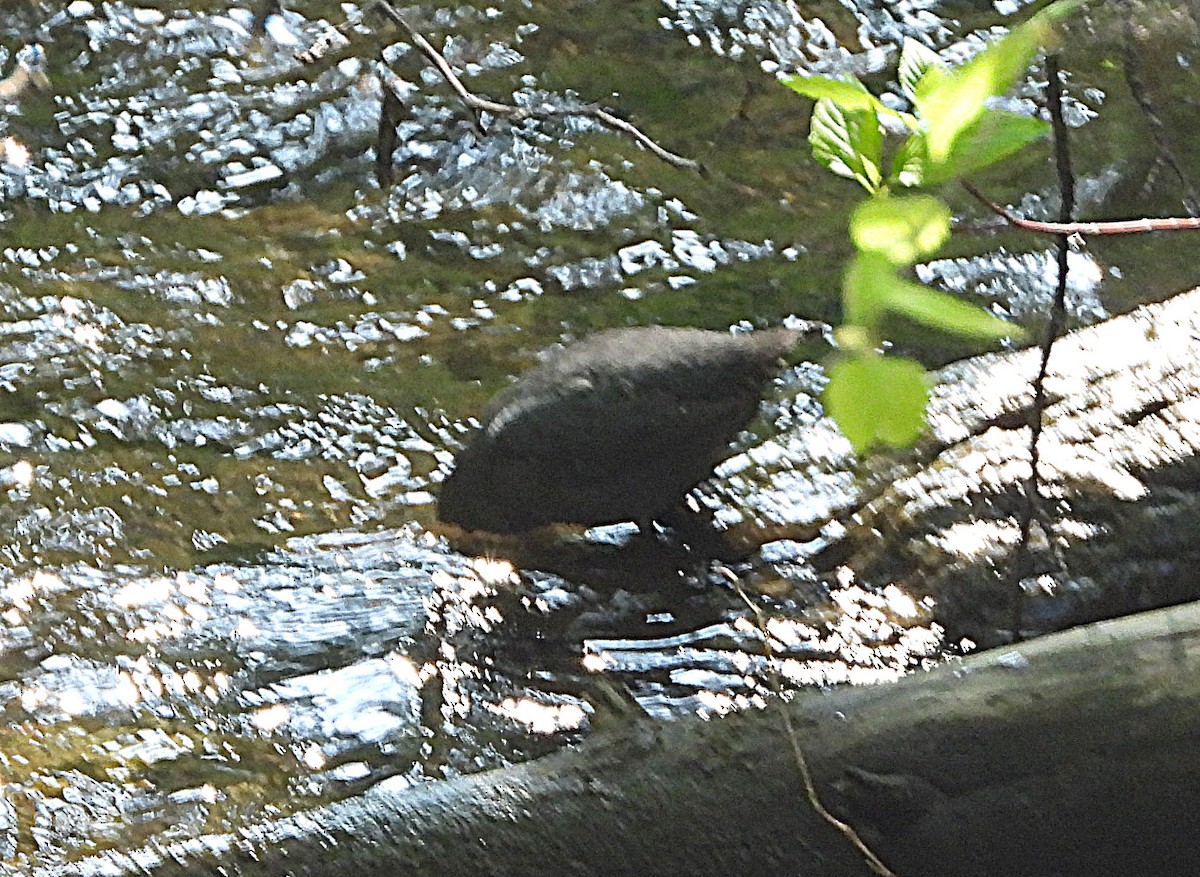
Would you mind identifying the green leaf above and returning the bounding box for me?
[842,252,893,329]
[845,250,1023,342]
[782,75,881,113]
[809,98,884,193]
[824,353,929,451]
[921,109,1050,185]
[880,275,1025,341]
[891,133,928,187]
[832,323,878,355]
[784,74,916,131]
[849,194,951,265]
[897,38,947,103]
[913,0,1081,165]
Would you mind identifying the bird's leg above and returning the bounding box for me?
[659,501,750,562]
[581,674,650,727]
[524,665,649,727]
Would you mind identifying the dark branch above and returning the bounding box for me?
[1010,54,1076,639]
[370,0,703,172]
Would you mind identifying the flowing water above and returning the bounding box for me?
[0,0,1198,870]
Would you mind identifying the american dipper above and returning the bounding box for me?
[437,324,825,535]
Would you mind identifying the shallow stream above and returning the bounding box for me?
[1,0,1198,870]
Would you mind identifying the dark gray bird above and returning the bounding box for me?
[437,324,826,536]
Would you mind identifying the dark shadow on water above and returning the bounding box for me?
[439,515,749,597]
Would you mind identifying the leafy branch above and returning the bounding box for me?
[782,0,1084,452]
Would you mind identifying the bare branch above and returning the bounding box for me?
[1119,0,1200,214]
[1008,55,1076,640]
[962,181,1200,235]
[370,0,702,172]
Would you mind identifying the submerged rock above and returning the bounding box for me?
[438,325,824,534]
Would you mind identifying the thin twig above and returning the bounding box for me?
[1009,55,1076,639]
[722,569,898,877]
[375,67,405,187]
[962,180,1200,235]
[371,0,703,171]
[1119,0,1200,213]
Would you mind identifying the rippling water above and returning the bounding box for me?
[1,0,1198,871]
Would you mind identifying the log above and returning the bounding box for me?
[60,598,1200,877]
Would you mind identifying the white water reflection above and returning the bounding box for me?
[918,246,1109,324]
